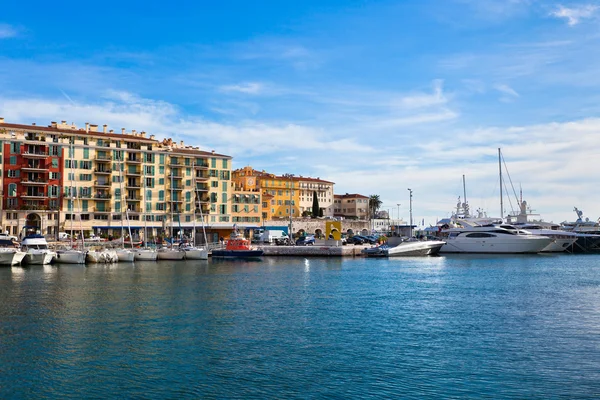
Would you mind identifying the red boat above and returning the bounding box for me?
[211,232,263,259]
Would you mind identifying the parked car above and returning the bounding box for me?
[352,235,375,244]
[347,236,365,245]
[296,235,315,246]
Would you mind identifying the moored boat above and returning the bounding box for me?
[86,249,119,263]
[21,234,56,265]
[157,247,186,260]
[439,224,552,254]
[0,238,27,265]
[116,248,135,262]
[134,248,158,261]
[212,233,263,259]
[55,248,87,264]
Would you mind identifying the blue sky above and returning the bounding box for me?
[2,0,600,224]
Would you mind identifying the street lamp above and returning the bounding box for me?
[396,203,401,236]
[407,189,413,238]
[282,173,294,241]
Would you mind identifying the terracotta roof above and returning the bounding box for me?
[0,122,158,143]
[334,193,369,199]
[168,147,231,158]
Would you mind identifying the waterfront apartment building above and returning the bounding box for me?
[0,118,232,242]
[232,166,335,222]
[333,193,369,219]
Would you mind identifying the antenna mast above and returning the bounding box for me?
[498,148,503,221]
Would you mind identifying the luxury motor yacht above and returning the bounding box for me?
[439,224,552,254]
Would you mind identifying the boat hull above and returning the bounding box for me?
[440,236,552,254]
[0,250,27,265]
[184,248,208,260]
[387,241,445,257]
[23,251,56,265]
[211,249,264,259]
[55,250,87,264]
[157,249,186,260]
[541,238,578,253]
[86,250,119,263]
[116,249,135,262]
[134,249,158,261]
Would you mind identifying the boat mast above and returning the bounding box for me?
[142,162,148,249]
[193,161,208,246]
[462,174,468,217]
[498,147,503,222]
[192,162,197,246]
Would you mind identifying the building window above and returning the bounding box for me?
[7,170,19,178]
[8,183,17,197]
[9,156,16,165]
[10,142,19,153]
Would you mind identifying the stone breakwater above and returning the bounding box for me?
[261,244,370,257]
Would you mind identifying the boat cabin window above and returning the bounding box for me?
[465,232,496,238]
[448,232,460,238]
[492,229,517,235]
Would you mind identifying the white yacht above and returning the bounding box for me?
[0,237,27,265]
[157,247,186,260]
[134,248,158,261]
[509,224,578,253]
[21,234,56,265]
[116,248,135,262]
[181,243,208,260]
[440,224,552,254]
[55,248,87,264]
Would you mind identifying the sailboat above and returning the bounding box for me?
[114,152,135,262]
[55,143,87,264]
[157,160,185,260]
[182,162,209,260]
[135,162,158,261]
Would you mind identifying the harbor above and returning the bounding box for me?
[2,254,600,398]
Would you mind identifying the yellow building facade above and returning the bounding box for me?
[0,119,232,243]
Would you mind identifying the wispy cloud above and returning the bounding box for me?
[494,83,520,102]
[0,23,18,39]
[219,82,264,94]
[394,80,448,109]
[550,4,598,26]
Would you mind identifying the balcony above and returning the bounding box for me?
[195,173,209,181]
[22,150,49,159]
[126,197,141,202]
[126,157,142,164]
[94,180,111,188]
[22,179,47,186]
[194,162,209,169]
[95,154,112,162]
[169,174,183,180]
[21,192,47,199]
[169,185,184,191]
[22,164,48,172]
[168,198,183,203]
[94,169,111,175]
[195,184,209,192]
[126,169,142,176]
[94,207,112,213]
[125,182,141,188]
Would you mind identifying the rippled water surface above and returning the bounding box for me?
[1,255,600,398]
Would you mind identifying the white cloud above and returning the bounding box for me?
[2,90,600,223]
[219,82,264,95]
[0,23,18,39]
[550,4,598,26]
[494,83,520,102]
[395,80,448,109]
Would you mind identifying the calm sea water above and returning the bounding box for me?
[1,254,600,399]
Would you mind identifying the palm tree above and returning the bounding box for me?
[368,194,382,220]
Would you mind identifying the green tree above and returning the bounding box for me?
[369,194,382,219]
[311,191,320,218]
